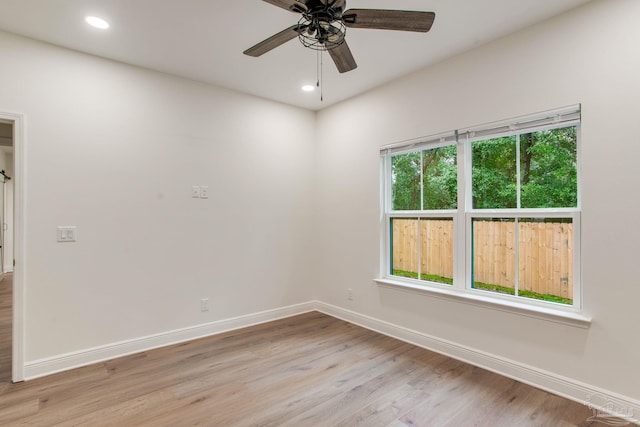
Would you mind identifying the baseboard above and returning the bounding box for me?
[22,299,640,424]
[24,301,316,380]
[314,301,640,425]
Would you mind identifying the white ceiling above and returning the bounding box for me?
[0,0,592,111]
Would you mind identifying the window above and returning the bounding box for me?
[380,106,581,311]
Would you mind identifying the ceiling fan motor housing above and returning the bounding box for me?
[297,0,346,51]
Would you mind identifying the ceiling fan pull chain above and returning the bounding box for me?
[316,49,323,102]
[320,50,324,102]
[317,49,321,89]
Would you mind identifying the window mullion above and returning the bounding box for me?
[417,218,422,281]
[382,156,391,278]
[419,152,423,281]
[515,135,521,297]
[516,133,521,209]
[457,138,468,291]
[514,217,520,297]
[420,151,424,210]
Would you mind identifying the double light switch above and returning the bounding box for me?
[192,186,209,199]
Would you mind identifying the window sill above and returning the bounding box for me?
[374,277,591,329]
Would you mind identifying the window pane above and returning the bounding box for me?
[520,127,577,208]
[472,136,517,209]
[420,218,453,284]
[472,218,516,295]
[422,146,457,210]
[392,153,421,210]
[391,218,419,279]
[518,218,573,305]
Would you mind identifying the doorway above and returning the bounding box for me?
[0,113,22,383]
[0,120,13,383]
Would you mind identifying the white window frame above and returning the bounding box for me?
[377,106,590,328]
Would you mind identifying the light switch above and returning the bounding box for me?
[192,186,201,198]
[200,185,209,199]
[57,226,77,242]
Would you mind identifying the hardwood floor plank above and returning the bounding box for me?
[0,299,622,426]
[333,383,431,427]
[0,274,12,384]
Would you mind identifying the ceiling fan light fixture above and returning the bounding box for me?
[297,16,346,51]
[85,16,109,30]
[301,85,316,92]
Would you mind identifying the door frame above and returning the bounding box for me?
[0,111,24,382]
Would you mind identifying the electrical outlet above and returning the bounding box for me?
[200,298,209,312]
[347,288,353,301]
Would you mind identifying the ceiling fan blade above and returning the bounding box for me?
[262,0,307,13]
[244,25,304,57]
[328,41,357,73]
[342,9,435,32]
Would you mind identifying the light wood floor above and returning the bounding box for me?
[0,280,624,426]
[0,273,12,384]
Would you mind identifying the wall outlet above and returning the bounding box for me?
[200,298,209,312]
[347,288,354,301]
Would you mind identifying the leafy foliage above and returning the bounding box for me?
[472,136,517,208]
[392,145,457,210]
[519,127,577,208]
[422,145,457,210]
[472,127,577,209]
[391,152,421,210]
[391,126,577,211]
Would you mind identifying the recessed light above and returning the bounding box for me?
[85,16,110,30]
[302,85,316,92]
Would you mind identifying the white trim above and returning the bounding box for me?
[314,301,638,424]
[0,111,24,382]
[375,277,590,328]
[24,302,316,380]
[18,301,639,423]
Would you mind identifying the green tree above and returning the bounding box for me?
[472,136,517,209]
[422,145,457,210]
[392,146,457,210]
[391,126,577,211]
[520,127,577,208]
[392,152,421,210]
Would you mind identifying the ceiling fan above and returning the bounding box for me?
[243,0,436,73]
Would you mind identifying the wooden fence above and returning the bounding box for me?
[391,219,573,299]
[392,219,454,280]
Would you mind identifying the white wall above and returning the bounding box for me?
[0,31,316,362]
[315,0,640,402]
